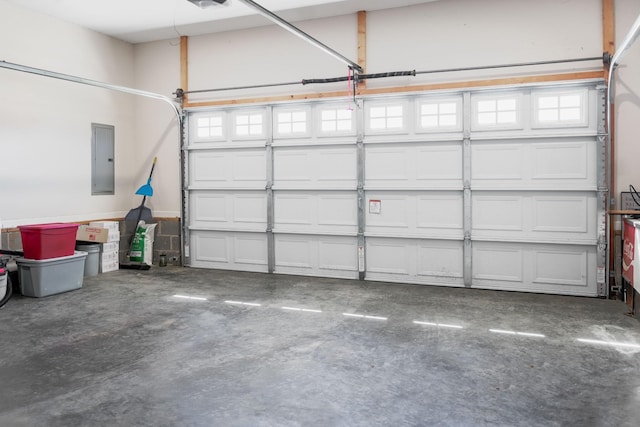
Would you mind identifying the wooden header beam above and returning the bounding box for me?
[357,11,367,88]
[180,36,189,104]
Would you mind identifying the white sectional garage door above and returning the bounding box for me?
[184,81,606,296]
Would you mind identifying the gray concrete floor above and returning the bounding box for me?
[1,267,640,427]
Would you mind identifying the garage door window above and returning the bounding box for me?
[472,94,522,130]
[274,108,310,138]
[532,89,587,128]
[233,111,265,138]
[365,101,407,134]
[371,105,403,130]
[194,113,226,141]
[319,108,354,134]
[416,97,461,132]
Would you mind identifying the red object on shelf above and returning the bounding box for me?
[18,223,80,260]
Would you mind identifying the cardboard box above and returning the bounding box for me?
[77,225,119,243]
[89,221,120,231]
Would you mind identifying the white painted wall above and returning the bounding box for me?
[614,0,640,212]
[132,40,181,218]
[3,0,640,228]
[0,0,138,228]
[186,13,357,102]
[182,0,602,99]
[366,0,602,87]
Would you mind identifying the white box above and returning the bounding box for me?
[106,230,120,243]
[101,242,119,253]
[89,221,120,231]
[101,259,119,273]
[101,250,119,263]
[100,249,119,273]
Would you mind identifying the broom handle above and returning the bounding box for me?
[128,157,157,257]
[148,157,157,183]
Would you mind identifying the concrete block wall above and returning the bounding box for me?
[119,219,181,266]
[149,219,181,266]
[0,229,23,252]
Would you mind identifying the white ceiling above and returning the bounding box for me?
[6,0,440,44]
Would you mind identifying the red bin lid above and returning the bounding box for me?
[18,223,79,230]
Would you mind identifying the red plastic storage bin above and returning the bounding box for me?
[18,223,80,260]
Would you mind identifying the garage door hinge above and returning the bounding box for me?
[597,238,607,251]
[464,232,471,240]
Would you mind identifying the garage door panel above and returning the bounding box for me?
[471,139,596,190]
[233,152,267,183]
[473,195,523,232]
[366,239,410,275]
[533,196,589,233]
[192,232,228,263]
[472,242,596,296]
[366,149,407,182]
[274,191,357,234]
[273,146,356,189]
[365,143,463,189]
[275,236,312,269]
[190,191,266,231]
[318,239,358,272]
[472,244,524,282]
[192,193,227,224]
[472,145,524,181]
[189,231,268,272]
[235,235,269,266]
[190,152,232,185]
[533,249,588,287]
[532,143,590,180]
[472,191,596,242]
[366,191,463,239]
[190,149,266,189]
[274,234,358,278]
[186,84,603,297]
[366,237,464,286]
[416,241,464,281]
